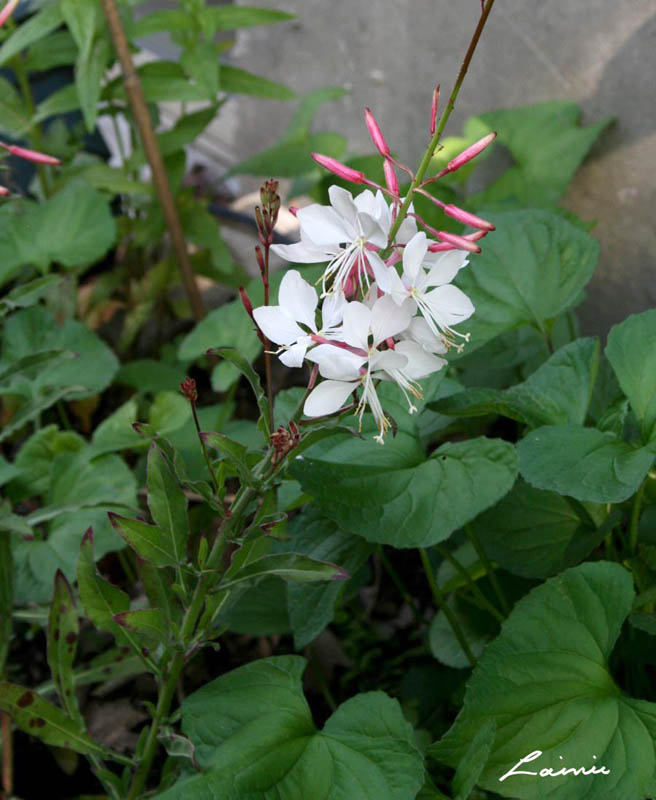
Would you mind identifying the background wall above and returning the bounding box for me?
[219,0,656,334]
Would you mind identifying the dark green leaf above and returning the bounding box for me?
[430,562,656,800]
[108,513,183,568]
[201,431,256,486]
[146,445,189,566]
[47,570,82,723]
[0,531,12,673]
[221,552,348,590]
[453,719,496,800]
[518,424,654,503]
[113,608,169,645]
[0,4,64,66]
[208,6,295,30]
[207,347,270,439]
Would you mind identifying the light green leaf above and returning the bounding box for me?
[75,37,110,132]
[0,275,62,317]
[47,570,82,723]
[220,64,295,100]
[0,4,64,66]
[156,656,424,800]
[114,608,169,645]
[208,6,295,30]
[605,309,656,442]
[0,76,31,137]
[148,391,191,435]
[518,424,654,503]
[115,359,186,394]
[429,597,497,669]
[293,436,517,548]
[435,338,599,427]
[181,41,220,99]
[109,513,182,568]
[453,210,599,353]
[202,431,256,486]
[453,719,496,800]
[61,0,98,61]
[221,552,348,590]
[146,445,189,566]
[90,398,143,455]
[430,562,656,800]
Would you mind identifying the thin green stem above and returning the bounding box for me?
[465,524,510,616]
[419,547,476,667]
[629,480,646,554]
[378,546,427,625]
[385,0,496,247]
[190,401,220,496]
[434,543,504,623]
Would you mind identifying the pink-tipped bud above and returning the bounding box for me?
[180,376,198,404]
[437,231,481,253]
[240,287,266,345]
[443,204,495,231]
[464,230,488,242]
[430,85,440,136]
[288,205,299,217]
[0,185,9,196]
[0,141,61,166]
[311,153,364,184]
[446,132,496,173]
[383,160,399,196]
[364,108,389,156]
[428,242,456,252]
[0,0,19,29]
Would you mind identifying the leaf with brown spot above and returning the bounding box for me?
[47,570,82,723]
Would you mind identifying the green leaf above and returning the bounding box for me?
[208,6,295,30]
[0,76,31,137]
[148,391,192,435]
[181,41,220,99]
[453,210,599,353]
[219,64,295,100]
[107,61,211,104]
[221,552,348,590]
[23,30,77,73]
[0,386,85,444]
[220,575,290,636]
[178,300,262,392]
[75,36,110,132]
[108,513,183,568]
[0,4,64,66]
[146,445,189,566]
[61,0,98,61]
[469,102,611,209]
[434,338,599,427]
[605,310,656,442]
[115,359,186,394]
[90,398,143,455]
[293,436,517,548]
[47,570,82,723]
[0,530,12,673]
[11,425,84,496]
[284,509,373,648]
[452,719,496,800]
[0,275,62,317]
[0,349,75,388]
[207,347,270,439]
[157,106,218,156]
[473,479,618,578]
[518,424,654,503]
[0,681,128,762]
[201,431,256,486]
[429,596,497,669]
[114,608,169,645]
[156,656,424,800]
[231,130,347,177]
[430,562,656,800]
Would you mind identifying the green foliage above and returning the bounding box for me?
[156,656,424,800]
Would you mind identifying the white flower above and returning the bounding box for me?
[252,270,345,367]
[379,339,447,414]
[304,295,413,442]
[373,231,474,348]
[271,186,392,296]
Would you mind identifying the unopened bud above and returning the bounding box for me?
[383,160,399,196]
[0,141,61,166]
[288,205,299,217]
[255,245,266,275]
[240,287,266,345]
[311,153,364,184]
[443,204,495,231]
[364,108,389,156]
[0,185,9,196]
[430,85,440,136]
[446,132,496,173]
[436,230,482,253]
[180,376,198,403]
[0,0,19,29]
[463,230,487,242]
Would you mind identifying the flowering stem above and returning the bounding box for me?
[464,523,510,616]
[385,0,496,247]
[419,547,477,667]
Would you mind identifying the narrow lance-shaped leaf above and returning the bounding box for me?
[146,444,189,566]
[0,682,131,764]
[221,553,349,591]
[108,512,183,568]
[47,570,82,723]
[113,609,169,646]
[201,431,258,486]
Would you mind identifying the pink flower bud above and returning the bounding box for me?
[430,85,440,136]
[288,205,299,217]
[364,108,389,156]
[0,185,9,196]
[464,230,487,242]
[443,204,495,231]
[0,0,19,29]
[311,153,364,184]
[383,160,399,196]
[436,230,482,253]
[446,132,496,173]
[0,141,61,166]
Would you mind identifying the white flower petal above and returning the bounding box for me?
[279,340,310,368]
[278,270,318,331]
[402,232,428,286]
[424,250,470,286]
[304,379,357,417]
[322,290,347,330]
[353,188,377,216]
[253,305,304,345]
[403,317,448,354]
[370,295,413,346]
[394,340,446,378]
[422,284,475,328]
[368,252,395,294]
[341,301,372,350]
[370,349,408,372]
[270,239,332,264]
[306,343,364,380]
[329,185,359,226]
[298,204,354,245]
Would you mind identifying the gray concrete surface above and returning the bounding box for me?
[221,0,656,334]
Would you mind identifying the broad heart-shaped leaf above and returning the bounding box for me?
[292,435,517,548]
[452,210,599,354]
[518,424,654,503]
[605,310,656,443]
[0,682,128,763]
[434,338,599,427]
[0,181,115,285]
[430,562,656,800]
[1,305,119,399]
[283,508,374,649]
[472,479,615,579]
[156,656,424,800]
[468,101,611,209]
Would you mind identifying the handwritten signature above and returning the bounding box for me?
[499,750,611,782]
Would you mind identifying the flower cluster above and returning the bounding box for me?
[248,107,495,442]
